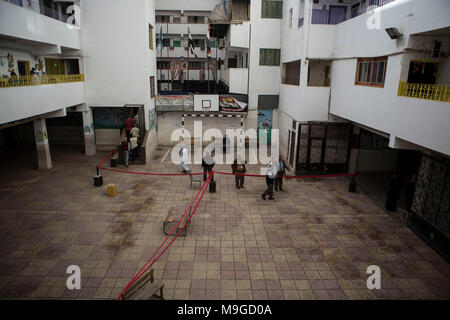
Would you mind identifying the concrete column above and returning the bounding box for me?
[348,126,360,174]
[33,118,52,170]
[299,0,312,88]
[82,107,96,156]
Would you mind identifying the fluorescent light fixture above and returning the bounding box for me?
[385,27,402,40]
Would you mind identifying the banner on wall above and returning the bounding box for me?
[219,96,247,113]
[257,109,272,144]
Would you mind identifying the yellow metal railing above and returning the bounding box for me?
[398,81,450,103]
[0,74,84,88]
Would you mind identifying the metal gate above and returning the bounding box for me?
[409,154,450,260]
[296,122,352,174]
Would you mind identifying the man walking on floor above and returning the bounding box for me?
[232,156,246,189]
[202,150,215,181]
[275,155,286,191]
[262,161,276,200]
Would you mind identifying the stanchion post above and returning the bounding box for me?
[94,166,103,187]
[349,175,357,193]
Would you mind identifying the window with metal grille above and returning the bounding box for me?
[148,24,154,50]
[156,15,170,23]
[261,0,283,19]
[259,49,281,66]
[188,16,205,23]
[188,61,204,69]
[355,57,387,87]
[193,39,205,48]
[150,76,155,98]
[157,61,170,69]
[161,38,170,47]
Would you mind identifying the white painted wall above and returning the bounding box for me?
[0,81,85,124]
[80,0,156,130]
[281,0,303,63]
[0,0,80,50]
[229,22,250,48]
[225,68,248,94]
[248,0,281,111]
[308,25,336,59]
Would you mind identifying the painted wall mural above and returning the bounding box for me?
[7,53,15,73]
[149,109,157,131]
[35,130,48,143]
[93,107,127,129]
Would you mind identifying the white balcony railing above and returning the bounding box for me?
[6,0,74,25]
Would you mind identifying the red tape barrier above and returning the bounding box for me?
[96,150,355,179]
[116,172,213,300]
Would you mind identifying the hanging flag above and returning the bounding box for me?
[157,26,163,54]
[200,69,205,82]
[188,27,195,55]
[206,26,212,58]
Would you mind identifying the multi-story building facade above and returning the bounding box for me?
[0,0,158,167]
[277,0,450,256]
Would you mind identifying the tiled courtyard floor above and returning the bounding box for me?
[0,147,449,300]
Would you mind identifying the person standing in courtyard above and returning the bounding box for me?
[181,144,189,173]
[202,150,215,181]
[262,161,276,200]
[232,156,246,189]
[130,135,138,163]
[275,155,286,191]
[121,137,130,167]
[385,174,401,211]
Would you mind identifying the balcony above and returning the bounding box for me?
[0,74,84,88]
[0,75,85,125]
[0,0,81,49]
[398,82,450,103]
[6,0,73,24]
[298,0,396,26]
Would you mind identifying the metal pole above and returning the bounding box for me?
[208,56,210,93]
[187,32,190,92]
[167,23,170,92]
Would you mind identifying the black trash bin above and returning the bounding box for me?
[110,158,118,167]
[94,175,103,187]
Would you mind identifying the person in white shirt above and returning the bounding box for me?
[181,145,189,173]
[262,161,276,200]
[130,136,138,163]
[130,124,140,139]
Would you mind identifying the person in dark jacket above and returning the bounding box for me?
[385,174,402,211]
[275,155,286,191]
[405,173,417,211]
[231,156,246,189]
[201,151,215,181]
